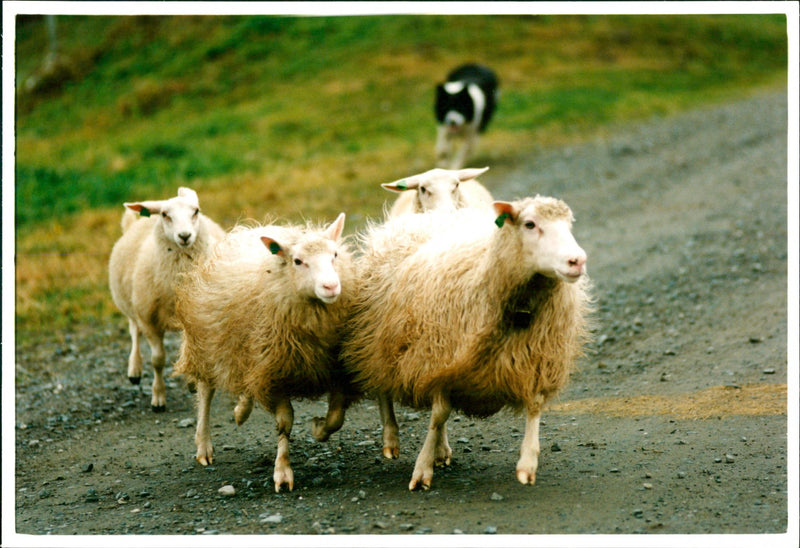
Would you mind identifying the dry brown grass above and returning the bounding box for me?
[548,384,787,420]
[13,146,418,332]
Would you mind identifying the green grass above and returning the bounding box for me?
[13,13,788,336]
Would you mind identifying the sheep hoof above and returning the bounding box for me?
[196,455,213,466]
[128,376,141,386]
[382,446,400,459]
[151,404,166,413]
[408,470,432,491]
[516,469,536,485]
[234,401,253,426]
[408,478,431,491]
[311,417,331,442]
[273,469,294,493]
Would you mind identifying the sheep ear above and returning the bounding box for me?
[125,200,163,217]
[177,187,199,206]
[456,166,489,182]
[493,201,516,228]
[261,236,284,257]
[324,213,346,241]
[382,177,420,193]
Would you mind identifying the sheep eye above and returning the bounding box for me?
[193,208,199,218]
[334,251,338,259]
[293,258,303,266]
[161,212,169,220]
[524,221,536,230]
[420,187,427,195]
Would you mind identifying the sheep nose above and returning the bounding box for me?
[178,232,192,243]
[568,254,587,271]
[322,281,340,292]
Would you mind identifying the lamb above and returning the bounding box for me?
[108,186,225,412]
[381,167,494,218]
[173,213,358,493]
[340,196,591,490]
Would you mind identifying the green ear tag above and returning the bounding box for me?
[139,207,151,217]
[494,212,510,228]
[268,242,281,255]
[396,180,408,190]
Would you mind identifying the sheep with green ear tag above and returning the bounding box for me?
[174,213,358,493]
[381,166,494,218]
[109,187,226,412]
[341,195,592,490]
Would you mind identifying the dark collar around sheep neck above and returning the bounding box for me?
[502,274,558,330]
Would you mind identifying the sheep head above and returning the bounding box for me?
[260,213,346,304]
[381,167,489,212]
[124,187,201,249]
[493,196,587,283]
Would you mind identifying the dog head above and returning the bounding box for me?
[436,81,476,133]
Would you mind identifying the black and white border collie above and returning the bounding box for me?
[434,64,499,169]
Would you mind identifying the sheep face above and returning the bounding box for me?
[261,213,346,304]
[125,187,201,249]
[382,167,489,212]
[494,197,587,283]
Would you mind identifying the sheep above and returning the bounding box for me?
[340,196,591,490]
[108,186,225,412]
[375,166,494,457]
[381,167,493,219]
[173,213,358,493]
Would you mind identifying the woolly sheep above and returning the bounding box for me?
[382,167,494,218]
[173,213,357,493]
[376,166,494,458]
[108,186,225,412]
[341,196,591,490]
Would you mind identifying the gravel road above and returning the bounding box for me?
[12,90,791,544]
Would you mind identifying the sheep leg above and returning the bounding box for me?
[409,393,451,491]
[311,390,346,442]
[126,319,143,385]
[233,394,254,426]
[272,399,294,493]
[142,327,167,412]
[516,407,542,485]
[378,393,400,459]
[194,380,215,466]
[435,421,452,466]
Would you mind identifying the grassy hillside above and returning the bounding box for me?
[13,14,788,335]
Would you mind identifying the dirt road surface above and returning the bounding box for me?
[11,90,794,546]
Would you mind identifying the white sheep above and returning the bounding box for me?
[108,186,225,412]
[173,213,358,493]
[375,166,494,458]
[341,196,591,490]
[381,167,494,218]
